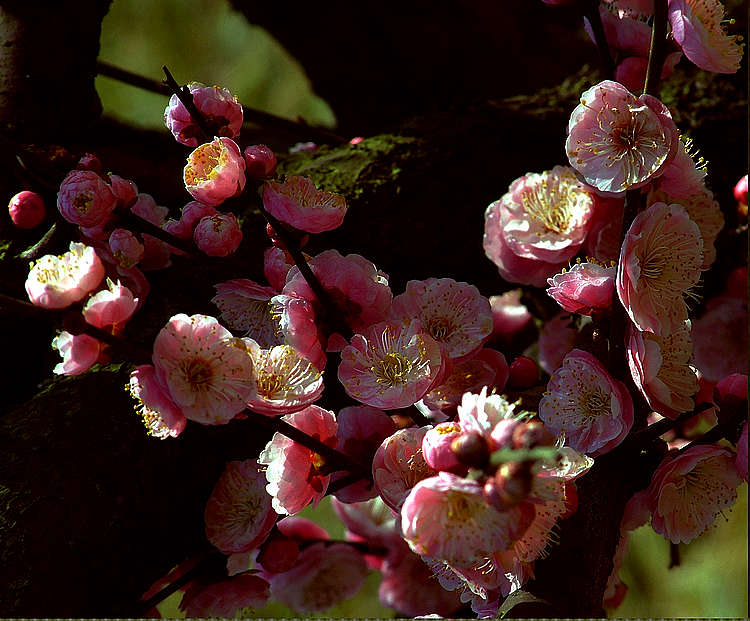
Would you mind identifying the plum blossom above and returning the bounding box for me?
[282,249,392,347]
[583,195,624,262]
[183,137,246,206]
[108,228,144,268]
[26,242,105,309]
[8,190,45,229]
[400,472,528,567]
[127,364,186,439]
[615,52,683,93]
[590,0,654,58]
[179,572,270,618]
[617,202,703,335]
[270,295,327,371]
[258,405,338,515]
[538,312,578,375]
[422,422,465,473]
[152,314,255,424]
[51,331,102,376]
[204,459,277,554]
[262,175,348,233]
[627,321,698,418]
[164,82,243,146]
[338,320,444,410]
[566,80,678,194]
[212,278,279,344]
[390,278,493,361]
[645,445,742,543]
[488,289,533,344]
[82,279,138,333]
[57,169,117,228]
[245,342,324,416]
[546,260,616,315]
[163,201,219,239]
[268,542,368,613]
[372,426,436,512]
[483,166,594,287]
[669,0,744,73]
[539,349,634,455]
[108,174,138,208]
[193,212,243,256]
[244,144,277,180]
[457,387,525,440]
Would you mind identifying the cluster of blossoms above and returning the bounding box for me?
[10,1,746,616]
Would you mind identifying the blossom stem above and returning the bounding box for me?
[627,403,715,446]
[96,61,345,144]
[115,207,198,257]
[582,0,615,80]
[244,409,371,480]
[643,0,669,97]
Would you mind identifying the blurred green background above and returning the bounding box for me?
[98,1,748,617]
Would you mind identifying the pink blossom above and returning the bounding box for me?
[591,0,654,58]
[164,82,243,147]
[483,166,594,287]
[457,387,523,439]
[648,185,723,269]
[669,0,743,73]
[264,246,297,291]
[258,405,338,515]
[212,278,279,344]
[736,422,748,482]
[422,422,465,473]
[400,472,528,567]
[51,331,102,376]
[193,212,243,256]
[127,365,186,439]
[583,195,625,263]
[547,261,616,315]
[82,279,138,333]
[245,342,324,416]
[417,348,508,419]
[76,152,102,173]
[538,312,578,375]
[646,445,742,543]
[204,459,277,554]
[283,249,392,344]
[540,349,634,455]
[25,242,105,309]
[268,542,368,613]
[8,190,45,229]
[332,406,397,502]
[270,294,327,370]
[244,144,277,180]
[57,169,117,228]
[372,426,436,512]
[163,201,219,239]
[691,293,747,382]
[488,290,532,344]
[390,278,493,362]
[108,174,138,208]
[652,135,709,198]
[617,202,703,335]
[338,320,444,410]
[183,137,246,206]
[734,174,748,204]
[627,321,698,418]
[179,572,270,617]
[262,175,347,233]
[152,313,255,424]
[615,52,682,93]
[508,356,539,389]
[716,373,748,401]
[566,80,678,194]
[108,228,144,268]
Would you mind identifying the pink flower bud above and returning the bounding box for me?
[108,174,138,208]
[164,82,243,147]
[734,175,748,204]
[76,153,103,173]
[244,144,277,180]
[257,536,300,574]
[507,356,539,389]
[511,420,555,449]
[8,191,45,229]
[423,422,464,473]
[489,418,522,450]
[163,201,219,240]
[450,431,490,468]
[51,331,102,375]
[193,213,243,257]
[108,228,144,268]
[546,261,616,316]
[184,137,246,206]
[57,169,117,228]
[82,279,138,332]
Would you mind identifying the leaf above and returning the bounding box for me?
[496,589,551,618]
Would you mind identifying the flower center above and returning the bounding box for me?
[184,142,222,185]
[427,316,455,342]
[520,175,582,234]
[256,372,285,398]
[373,352,413,385]
[181,358,213,391]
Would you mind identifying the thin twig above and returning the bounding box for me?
[162,66,214,142]
[643,0,669,97]
[96,60,345,144]
[582,0,615,80]
[116,207,197,257]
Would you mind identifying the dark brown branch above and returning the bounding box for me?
[582,0,615,80]
[643,0,669,97]
[162,66,214,142]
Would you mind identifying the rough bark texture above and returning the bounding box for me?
[0,0,747,616]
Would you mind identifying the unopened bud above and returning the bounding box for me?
[512,420,555,449]
[8,191,46,229]
[257,536,300,573]
[508,356,538,389]
[244,144,277,180]
[451,431,490,469]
